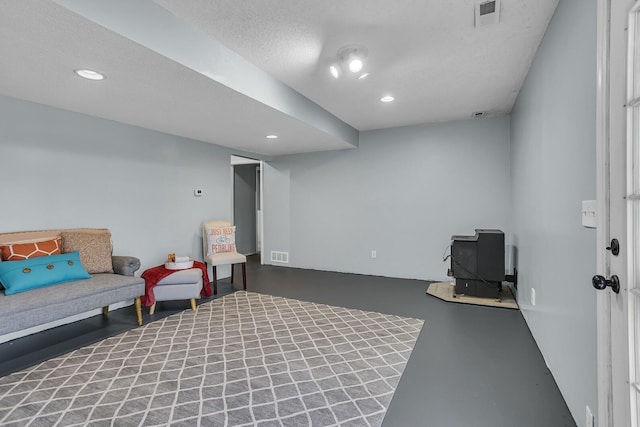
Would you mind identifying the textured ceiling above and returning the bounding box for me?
[0,0,559,156]
[153,0,559,130]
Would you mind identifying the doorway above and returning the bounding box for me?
[231,155,263,264]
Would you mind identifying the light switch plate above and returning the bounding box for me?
[582,200,596,228]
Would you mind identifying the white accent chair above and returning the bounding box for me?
[202,220,247,295]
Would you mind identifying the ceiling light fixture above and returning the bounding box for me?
[74,69,105,81]
[347,54,363,73]
[265,134,278,139]
[329,63,341,79]
[380,95,395,103]
[329,45,368,80]
[358,73,369,80]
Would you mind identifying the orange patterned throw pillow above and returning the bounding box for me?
[0,237,62,261]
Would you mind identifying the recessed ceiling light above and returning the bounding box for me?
[358,73,369,80]
[380,96,395,103]
[74,69,105,81]
[265,134,278,139]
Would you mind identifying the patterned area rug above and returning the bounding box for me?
[0,291,423,426]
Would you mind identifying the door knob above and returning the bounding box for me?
[592,275,620,293]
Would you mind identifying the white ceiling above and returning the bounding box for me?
[0,0,558,156]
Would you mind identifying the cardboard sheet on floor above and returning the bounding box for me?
[426,281,519,310]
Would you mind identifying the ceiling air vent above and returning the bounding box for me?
[475,0,500,28]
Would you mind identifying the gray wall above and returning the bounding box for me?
[263,162,291,263]
[233,164,257,254]
[0,95,234,273]
[510,0,597,425]
[264,116,511,280]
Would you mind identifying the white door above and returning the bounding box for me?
[626,4,640,423]
[596,0,639,425]
[256,165,262,253]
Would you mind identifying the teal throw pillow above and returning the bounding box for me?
[0,251,91,295]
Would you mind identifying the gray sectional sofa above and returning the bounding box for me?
[0,229,145,338]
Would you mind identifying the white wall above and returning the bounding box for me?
[0,95,234,272]
[510,0,597,425]
[264,116,511,280]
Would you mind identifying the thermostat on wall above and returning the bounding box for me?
[194,189,204,197]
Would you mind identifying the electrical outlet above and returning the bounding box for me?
[371,250,377,259]
[586,405,594,427]
[531,288,536,306]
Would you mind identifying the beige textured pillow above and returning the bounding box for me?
[61,230,113,274]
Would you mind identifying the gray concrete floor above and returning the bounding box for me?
[0,256,575,426]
